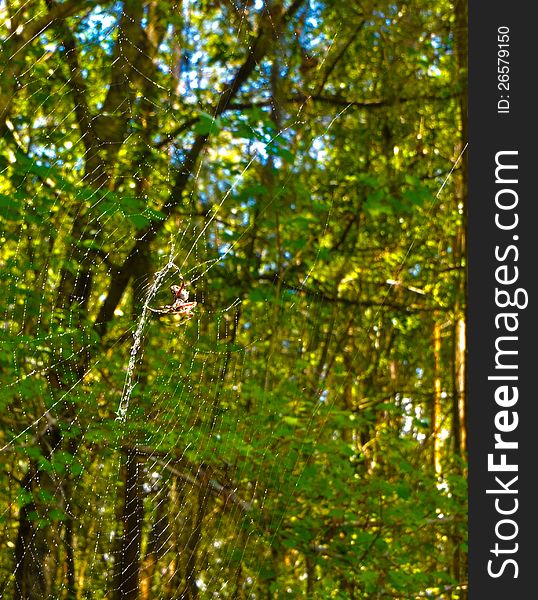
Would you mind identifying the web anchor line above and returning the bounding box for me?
[115,250,192,421]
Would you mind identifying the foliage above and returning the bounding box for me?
[0,0,467,598]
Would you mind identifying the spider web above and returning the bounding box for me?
[0,1,467,598]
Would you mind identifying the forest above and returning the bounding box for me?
[0,0,468,598]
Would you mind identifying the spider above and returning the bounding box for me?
[148,281,197,322]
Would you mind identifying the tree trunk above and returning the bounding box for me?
[13,471,54,600]
[140,485,170,600]
[181,474,210,599]
[64,517,77,600]
[115,452,144,600]
[432,318,442,475]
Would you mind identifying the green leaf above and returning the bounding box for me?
[364,190,394,216]
[0,194,21,221]
[145,208,166,222]
[128,213,151,229]
[16,489,33,507]
[195,112,221,135]
[49,508,67,522]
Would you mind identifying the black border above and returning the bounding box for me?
[468,2,536,595]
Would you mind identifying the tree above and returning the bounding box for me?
[0,1,467,597]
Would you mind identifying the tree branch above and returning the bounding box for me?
[0,0,102,132]
[125,446,252,512]
[228,90,459,111]
[94,0,307,336]
[10,0,100,57]
[315,20,366,95]
[45,0,107,185]
[255,273,446,313]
